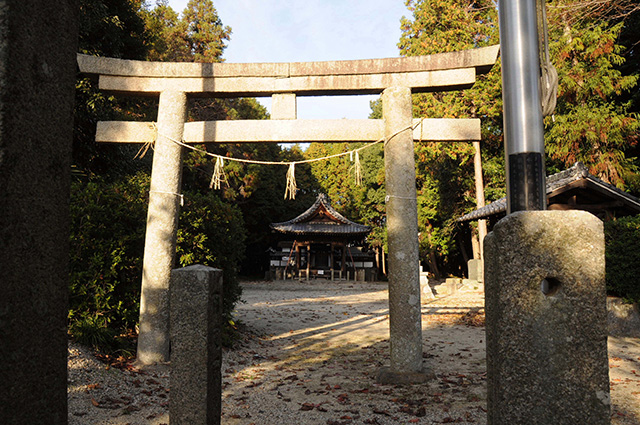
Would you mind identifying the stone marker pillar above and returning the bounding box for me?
[137,90,188,365]
[420,273,435,302]
[0,2,77,424]
[484,211,610,425]
[377,87,429,384]
[467,258,483,282]
[170,265,223,425]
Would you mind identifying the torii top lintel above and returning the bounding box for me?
[77,45,499,97]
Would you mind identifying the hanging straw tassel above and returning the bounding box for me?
[353,150,362,186]
[284,163,297,200]
[134,123,157,159]
[209,156,227,190]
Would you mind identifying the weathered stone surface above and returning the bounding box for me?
[77,45,498,78]
[79,46,500,96]
[137,90,187,365]
[460,279,483,292]
[607,297,640,337]
[96,121,157,144]
[81,44,500,97]
[97,68,477,96]
[97,118,480,145]
[434,278,462,296]
[412,118,480,142]
[467,259,483,281]
[271,93,297,119]
[0,1,77,423]
[376,367,433,385]
[170,265,223,425]
[187,119,384,144]
[445,278,461,295]
[484,211,610,425]
[379,86,427,382]
[290,45,499,76]
[420,275,435,302]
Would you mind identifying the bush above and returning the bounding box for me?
[604,215,640,303]
[69,174,247,352]
[69,173,149,351]
[177,190,247,344]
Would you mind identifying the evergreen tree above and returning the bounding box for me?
[397,0,640,274]
[182,0,232,63]
[398,0,502,275]
[545,1,639,188]
[142,1,191,61]
[76,0,154,177]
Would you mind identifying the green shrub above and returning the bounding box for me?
[69,174,247,352]
[604,215,640,303]
[68,314,118,351]
[177,190,247,344]
[69,173,149,352]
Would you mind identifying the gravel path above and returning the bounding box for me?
[68,279,640,424]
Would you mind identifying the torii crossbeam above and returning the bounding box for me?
[78,45,498,382]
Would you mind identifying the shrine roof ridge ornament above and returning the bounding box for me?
[77,45,499,96]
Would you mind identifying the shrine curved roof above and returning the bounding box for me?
[270,194,371,237]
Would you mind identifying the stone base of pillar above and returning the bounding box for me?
[376,365,435,385]
[485,211,610,425]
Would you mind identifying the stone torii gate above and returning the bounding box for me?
[78,45,498,382]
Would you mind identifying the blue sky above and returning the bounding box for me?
[166,0,410,119]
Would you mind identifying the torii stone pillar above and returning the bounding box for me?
[137,90,187,365]
[377,87,430,383]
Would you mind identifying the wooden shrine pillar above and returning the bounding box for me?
[306,243,311,278]
[137,90,187,365]
[341,243,347,274]
[330,242,335,277]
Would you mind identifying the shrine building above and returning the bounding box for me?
[269,194,376,281]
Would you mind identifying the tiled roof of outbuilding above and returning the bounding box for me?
[458,162,640,222]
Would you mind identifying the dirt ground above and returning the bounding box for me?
[68,279,640,424]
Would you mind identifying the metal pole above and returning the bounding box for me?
[498,0,547,213]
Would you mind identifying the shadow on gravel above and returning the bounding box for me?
[223,281,640,425]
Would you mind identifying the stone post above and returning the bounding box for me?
[271,93,297,119]
[0,2,77,423]
[484,211,610,424]
[137,90,188,365]
[170,265,223,425]
[420,269,435,302]
[377,87,429,384]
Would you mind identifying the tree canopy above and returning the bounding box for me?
[545,1,639,188]
[393,0,640,275]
